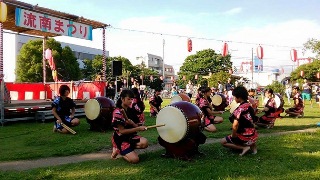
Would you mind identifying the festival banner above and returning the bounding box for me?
[15,8,93,40]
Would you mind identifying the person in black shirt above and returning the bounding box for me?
[52,85,80,134]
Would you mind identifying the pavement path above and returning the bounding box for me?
[0,128,318,171]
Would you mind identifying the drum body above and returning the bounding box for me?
[170,93,191,104]
[85,97,115,131]
[212,94,227,111]
[156,101,202,143]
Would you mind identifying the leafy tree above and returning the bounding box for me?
[265,81,285,96]
[16,39,44,82]
[57,46,81,81]
[207,71,232,88]
[290,60,320,82]
[178,48,232,87]
[16,38,81,82]
[304,38,320,59]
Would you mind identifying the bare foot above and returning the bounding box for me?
[111,148,119,159]
[250,144,257,154]
[239,146,250,156]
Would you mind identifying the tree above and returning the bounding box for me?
[58,46,81,81]
[16,39,44,82]
[290,60,320,82]
[16,38,81,82]
[207,71,232,88]
[178,48,232,87]
[304,38,320,59]
[265,81,285,96]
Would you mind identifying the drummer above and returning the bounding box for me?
[131,87,146,125]
[199,87,224,132]
[221,86,258,156]
[195,86,204,107]
[111,90,148,163]
[285,86,304,117]
[149,88,163,117]
[248,88,259,114]
[255,88,277,128]
[52,85,80,134]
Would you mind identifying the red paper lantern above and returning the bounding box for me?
[222,42,228,57]
[187,38,192,52]
[300,70,304,77]
[257,45,264,59]
[317,72,320,79]
[45,49,52,60]
[290,49,298,62]
[195,74,198,80]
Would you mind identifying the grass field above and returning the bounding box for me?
[0,98,320,179]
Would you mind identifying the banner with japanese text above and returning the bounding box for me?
[15,8,93,40]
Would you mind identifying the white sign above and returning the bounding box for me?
[15,8,93,40]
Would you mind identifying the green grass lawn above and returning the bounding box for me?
[1,130,320,180]
[0,98,320,179]
[0,98,319,162]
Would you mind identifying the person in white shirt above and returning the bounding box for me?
[218,81,223,93]
[186,80,194,99]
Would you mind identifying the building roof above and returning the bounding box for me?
[2,0,109,37]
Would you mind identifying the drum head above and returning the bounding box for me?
[274,95,281,108]
[212,94,222,106]
[171,95,183,104]
[229,100,240,114]
[156,106,187,143]
[85,99,101,120]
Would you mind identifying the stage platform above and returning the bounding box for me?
[1,99,87,125]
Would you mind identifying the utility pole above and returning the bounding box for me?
[162,39,165,79]
[251,48,254,88]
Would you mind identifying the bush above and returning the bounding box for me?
[266,81,285,96]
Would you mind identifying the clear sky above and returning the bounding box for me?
[22,0,320,73]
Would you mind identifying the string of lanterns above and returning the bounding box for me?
[110,26,318,81]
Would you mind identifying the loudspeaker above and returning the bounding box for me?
[112,61,122,76]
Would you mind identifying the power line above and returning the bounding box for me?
[109,26,304,49]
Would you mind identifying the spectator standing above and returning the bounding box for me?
[302,79,312,107]
[186,80,194,99]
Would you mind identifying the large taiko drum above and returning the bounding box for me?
[274,93,284,109]
[229,100,240,114]
[170,93,191,104]
[212,94,227,111]
[156,101,202,143]
[263,94,284,109]
[85,96,115,131]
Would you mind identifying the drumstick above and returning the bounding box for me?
[188,119,199,123]
[120,109,137,126]
[61,123,77,134]
[120,109,129,120]
[145,124,165,129]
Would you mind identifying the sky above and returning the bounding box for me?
[21,0,320,73]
